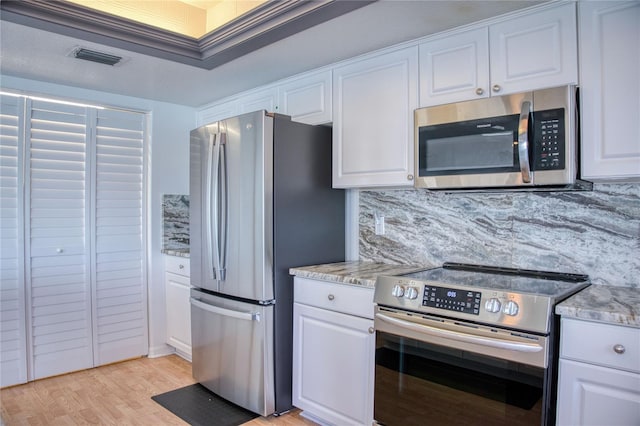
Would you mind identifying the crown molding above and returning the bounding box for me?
[0,0,374,70]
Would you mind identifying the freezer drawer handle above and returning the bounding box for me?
[191,298,261,322]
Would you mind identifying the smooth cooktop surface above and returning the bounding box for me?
[401,265,589,301]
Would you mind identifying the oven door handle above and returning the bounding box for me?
[375,313,543,353]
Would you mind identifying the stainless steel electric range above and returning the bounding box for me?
[373,262,590,426]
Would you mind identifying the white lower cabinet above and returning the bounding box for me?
[556,318,640,425]
[165,256,192,360]
[293,277,375,426]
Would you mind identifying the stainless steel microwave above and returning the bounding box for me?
[414,85,584,190]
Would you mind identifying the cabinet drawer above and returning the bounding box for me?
[294,277,374,319]
[165,256,190,277]
[561,318,640,373]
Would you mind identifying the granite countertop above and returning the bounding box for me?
[161,249,190,258]
[290,261,428,288]
[556,285,639,328]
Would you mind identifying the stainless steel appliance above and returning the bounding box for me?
[189,110,345,416]
[414,85,590,190]
[373,262,589,426]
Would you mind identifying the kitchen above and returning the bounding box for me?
[1,0,639,425]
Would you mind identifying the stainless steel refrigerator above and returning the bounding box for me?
[189,110,345,416]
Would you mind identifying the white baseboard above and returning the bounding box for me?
[147,344,175,358]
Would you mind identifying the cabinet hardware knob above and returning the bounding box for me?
[613,344,626,354]
[56,248,64,253]
[327,294,335,301]
[368,327,375,334]
[179,264,184,269]
[407,174,414,181]
[492,84,501,93]
[475,88,484,95]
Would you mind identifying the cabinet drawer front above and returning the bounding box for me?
[165,256,190,276]
[294,277,374,319]
[561,318,640,373]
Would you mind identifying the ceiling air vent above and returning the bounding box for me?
[73,48,122,66]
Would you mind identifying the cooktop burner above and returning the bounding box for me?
[374,262,590,335]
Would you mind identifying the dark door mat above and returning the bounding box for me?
[152,383,260,426]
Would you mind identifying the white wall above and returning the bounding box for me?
[1,75,196,357]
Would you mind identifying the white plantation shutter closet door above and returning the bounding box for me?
[1,96,149,384]
[0,95,27,387]
[26,99,94,379]
[93,108,147,365]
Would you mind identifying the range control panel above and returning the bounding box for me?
[384,281,530,325]
[422,285,481,315]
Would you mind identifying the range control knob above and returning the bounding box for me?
[485,298,502,313]
[391,285,405,298]
[405,286,419,300]
[503,300,519,316]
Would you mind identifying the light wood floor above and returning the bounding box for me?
[0,355,318,426]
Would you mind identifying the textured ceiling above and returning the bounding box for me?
[0,1,543,107]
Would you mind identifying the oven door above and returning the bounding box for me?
[374,307,551,426]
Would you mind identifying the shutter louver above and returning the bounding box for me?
[0,95,28,387]
[27,100,93,378]
[93,108,147,364]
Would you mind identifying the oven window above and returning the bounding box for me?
[374,331,545,426]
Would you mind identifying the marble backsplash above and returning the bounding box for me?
[162,194,189,252]
[359,183,640,288]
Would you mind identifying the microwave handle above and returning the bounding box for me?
[518,100,532,183]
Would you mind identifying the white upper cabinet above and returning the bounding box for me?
[578,1,640,181]
[419,2,578,106]
[197,100,238,126]
[333,46,418,188]
[277,69,332,125]
[489,2,577,94]
[198,69,332,126]
[419,27,490,105]
[237,87,278,115]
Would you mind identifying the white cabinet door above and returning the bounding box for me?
[578,1,640,181]
[197,100,238,126]
[489,2,578,95]
[278,69,332,125]
[237,87,278,115]
[419,27,490,106]
[419,3,578,107]
[333,47,418,188]
[165,270,191,360]
[557,359,640,426]
[293,302,374,426]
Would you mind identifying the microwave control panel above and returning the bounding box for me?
[532,108,565,171]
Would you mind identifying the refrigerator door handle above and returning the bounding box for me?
[191,298,261,322]
[205,131,222,281]
[218,131,228,281]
